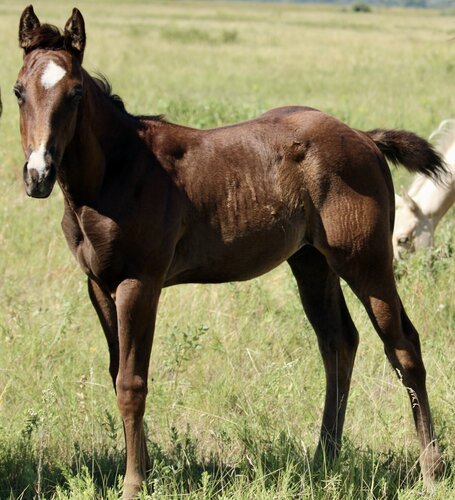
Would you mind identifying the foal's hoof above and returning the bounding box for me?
[122,481,142,499]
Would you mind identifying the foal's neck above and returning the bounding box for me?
[59,71,138,207]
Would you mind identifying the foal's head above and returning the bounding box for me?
[15,5,85,198]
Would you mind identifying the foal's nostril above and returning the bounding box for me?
[23,162,32,184]
[26,165,42,183]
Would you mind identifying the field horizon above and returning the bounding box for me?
[0,1,454,499]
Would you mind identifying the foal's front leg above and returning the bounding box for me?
[115,277,160,499]
[88,278,118,388]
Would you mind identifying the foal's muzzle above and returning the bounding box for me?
[23,161,57,198]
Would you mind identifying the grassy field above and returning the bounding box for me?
[0,1,454,498]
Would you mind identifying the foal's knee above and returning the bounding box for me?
[116,375,148,417]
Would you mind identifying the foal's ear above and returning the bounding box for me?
[19,5,41,50]
[64,8,86,61]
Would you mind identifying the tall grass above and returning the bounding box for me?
[0,1,453,498]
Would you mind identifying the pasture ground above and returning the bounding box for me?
[0,1,454,498]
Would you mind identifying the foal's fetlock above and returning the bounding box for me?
[421,446,445,483]
[313,439,340,472]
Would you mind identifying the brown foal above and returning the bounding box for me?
[15,5,445,498]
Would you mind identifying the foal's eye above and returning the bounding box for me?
[13,86,24,105]
[68,85,83,104]
[398,236,410,245]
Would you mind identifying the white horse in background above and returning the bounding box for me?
[393,119,455,258]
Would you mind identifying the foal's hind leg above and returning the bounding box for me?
[328,253,442,482]
[288,245,359,465]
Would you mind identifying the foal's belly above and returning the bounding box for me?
[164,215,307,286]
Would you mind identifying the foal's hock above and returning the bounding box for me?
[15,5,445,498]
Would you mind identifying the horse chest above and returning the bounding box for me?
[76,235,112,280]
[69,208,123,283]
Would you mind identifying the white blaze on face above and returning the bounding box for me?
[41,60,66,89]
[27,144,47,179]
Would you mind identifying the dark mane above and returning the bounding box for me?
[91,74,165,123]
[92,74,128,114]
[21,23,67,53]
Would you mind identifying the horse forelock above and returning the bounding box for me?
[22,23,67,53]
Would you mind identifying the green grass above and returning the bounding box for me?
[0,1,454,498]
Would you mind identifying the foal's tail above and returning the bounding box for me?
[366,129,447,180]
